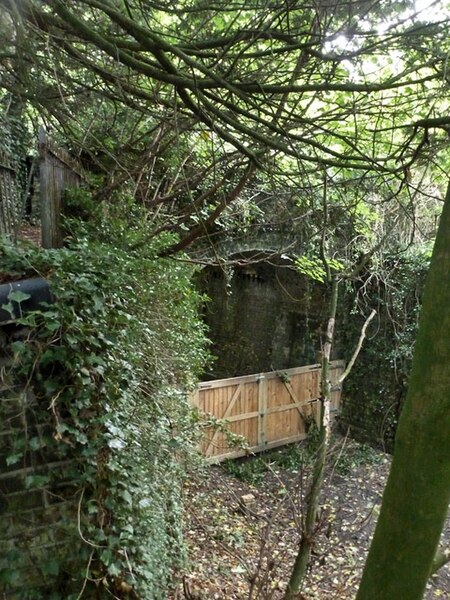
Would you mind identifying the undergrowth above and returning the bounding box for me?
[332,439,383,475]
[0,191,209,598]
[222,435,317,484]
[222,434,382,484]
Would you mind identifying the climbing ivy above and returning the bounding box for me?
[0,108,31,191]
[339,250,430,450]
[0,192,209,598]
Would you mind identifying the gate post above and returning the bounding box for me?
[258,375,267,451]
[39,127,60,248]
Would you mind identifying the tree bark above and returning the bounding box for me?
[283,277,338,600]
[431,545,450,575]
[356,182,450,600]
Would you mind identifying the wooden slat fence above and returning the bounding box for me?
[0,154,19,237]
[39,128,85,248]
[0,130,85,246]
[192,360,345,462]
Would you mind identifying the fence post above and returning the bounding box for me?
[39,127,62,249]
[0,157,19,239]
[258,375,267,450]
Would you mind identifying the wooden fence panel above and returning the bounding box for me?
[0,156,19,237]
[192,360,345,462]
[0,131,84,245]
[39,128,85,248]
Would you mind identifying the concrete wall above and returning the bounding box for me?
[200,260,329,379]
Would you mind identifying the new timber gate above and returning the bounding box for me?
[192,361,345,462]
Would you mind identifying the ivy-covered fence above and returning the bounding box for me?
[0,155,19,237]
[0,195,209,598]
[0,110,32,240]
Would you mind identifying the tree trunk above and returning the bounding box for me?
[431,545,450,575]
[356,182,450,600]
[283,277,338,600]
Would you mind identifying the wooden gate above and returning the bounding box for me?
[192,361,345,462]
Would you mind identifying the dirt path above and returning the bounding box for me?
[173,439,450,599]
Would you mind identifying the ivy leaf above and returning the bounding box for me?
[107,562,122,577]
[10,340,25,353]
[29,436,42,451]
[25,474,50,488]
[0,567,22,586]
[45,320,61,332]
[1,302,14,316]
[8,290,31,303]
[17,312,37,326]
[41,558,60,576]
[121,489,133,507]
[168,438,182,448]
[6,453,22,466]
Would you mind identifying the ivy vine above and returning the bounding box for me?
[0,192,209,598]
[339,250,430,449]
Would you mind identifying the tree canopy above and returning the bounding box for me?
[2,0,450,164]
[1,1,449,256]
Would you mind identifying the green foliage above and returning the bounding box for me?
[0,192,209,598]
[0,111,29,164]
[332,441,383,476]
[339,250,430,449]
[266,442,310,472]
[0,108,32,201]
[294,256,333,283]
[222,437,319,484]
[222,434,384,483]
[222,455,269,484]
[195,411,249,451]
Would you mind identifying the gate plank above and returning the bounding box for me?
[204,383,243,457]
